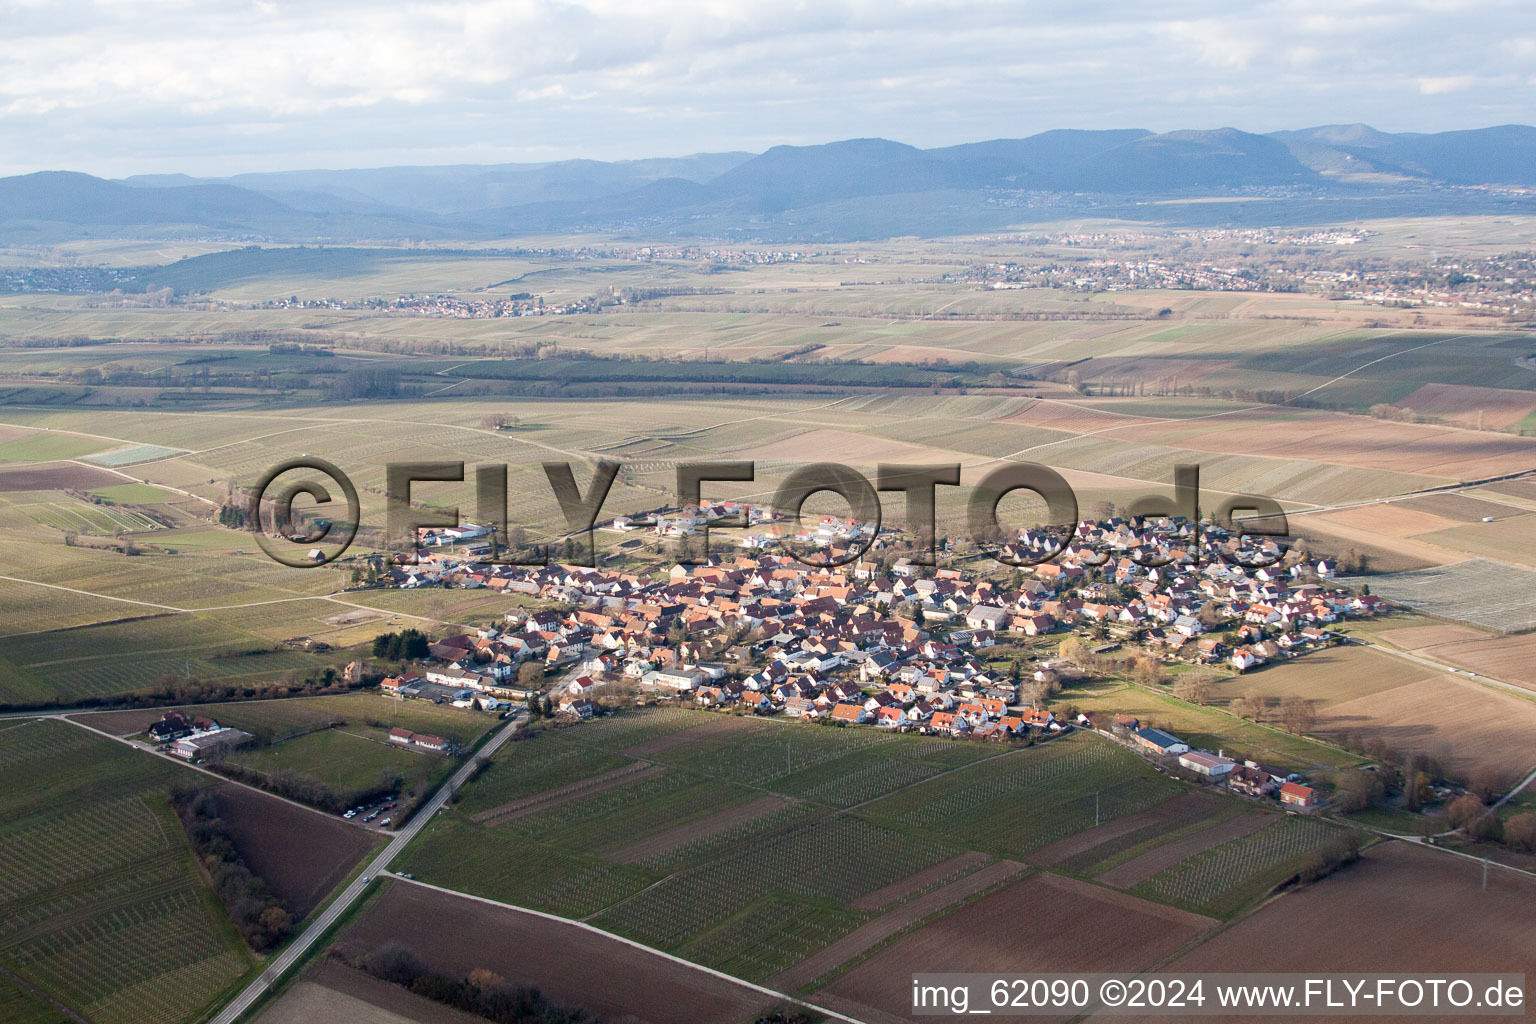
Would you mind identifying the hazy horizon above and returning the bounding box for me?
[5,0,1534,178]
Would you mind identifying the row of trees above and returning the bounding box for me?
[363,944,601,1024]
[171,787,292,952]
[210,762,403,816]
[1228,687,1318,735]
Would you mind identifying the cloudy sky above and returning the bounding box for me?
[3,0,1533,177]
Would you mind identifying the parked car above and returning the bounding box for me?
[380,817,392,826]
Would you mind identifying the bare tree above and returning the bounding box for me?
[1175,673,1212,705]
[1448,794,1502,842]
[1234,687,1266,722]
[1467,764,1502,804]
[1133,655,1167,688]
[1505,812,1536,853]
[1279,695,1316,735]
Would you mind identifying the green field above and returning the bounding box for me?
[215,693,493,805]
[0,433,107,462]
[194,691,496,747]
[224,727,436,792]
[89,483,177,503]
[397,709,1360,987]
[1057,679,1364,773]
[13,494,164,534]
[854,732,1181,857]
[0,718,252,1024]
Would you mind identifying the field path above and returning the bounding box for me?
[1490,763,1536,813]
[0,573,481,633]
[65,458,219,507]
[375,875,869,1024]
[1346,636,1535,702]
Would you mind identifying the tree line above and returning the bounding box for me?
[360,943,602,1024]
[171,786,293,952]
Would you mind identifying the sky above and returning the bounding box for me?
[2,0,1534,178]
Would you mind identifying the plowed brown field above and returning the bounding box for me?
[336,881,775,1024]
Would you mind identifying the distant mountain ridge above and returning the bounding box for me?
[4,124,1534,243]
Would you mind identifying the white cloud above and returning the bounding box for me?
[0,0,1532,175]
[1417,75,1477,95]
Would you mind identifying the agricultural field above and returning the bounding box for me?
[0,432,108,462]
[8,492,166,534]
[816,872,1217,1023]
[257,961,487,1024]
[1056,678,1362,774]
[0,610,343,707]
[393,710,1359,996]
[332,880,776,1024]
[1032,790,1241,876]
[1210,644,1412,707]
[853,733,1183,858]
[223,727,442,792]
[1375,628,1536,689]
[1201,641,1536,777]
[1133,815,1350,917]
[1349,559,1536,632]
[1152,840,1536,983]
[0,718,254,1024]
[1315,673,1536,777]
[210,784,377,919]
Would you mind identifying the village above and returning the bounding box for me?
[370,501,1382,812]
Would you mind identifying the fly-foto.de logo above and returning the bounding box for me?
[247,458,1289,569]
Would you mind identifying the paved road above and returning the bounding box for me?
[208,714,523,1024]
[1491,763,1536,813]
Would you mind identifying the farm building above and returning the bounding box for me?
[1135,727,1190,755]
[388,728,450,752]
[1179,750,1237,777]
[171,727,253,761]
[147,712,200,742]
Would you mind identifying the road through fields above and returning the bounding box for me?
[207,713,522,1024]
